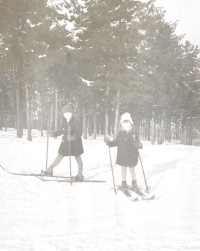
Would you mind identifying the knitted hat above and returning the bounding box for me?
[62,105,73,114]
[120,113,133,125]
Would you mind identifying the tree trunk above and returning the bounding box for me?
[144,119,149,140]
[82,107,87,139]
[25,80,32,141]
[93,108,97,140]
[114,85,120,139]
[88,113,92,136]
[2,88,7,131]
[104,85,110,141]
[14,63,22,138]
[135,118,140,140]
[38,91,44,136]
[158,110,165,144]
[188,118,193,145]
[175,120,179,140]
[150,106,155,145]
[96,114,100,135]
[54,87,58,132]
[101,105,105,135]
[59,99,62,125]
[181,118,187,145]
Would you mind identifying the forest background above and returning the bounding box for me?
[0,0,200,145]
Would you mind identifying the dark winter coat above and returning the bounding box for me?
[54,117,84,156]
[108,130,143,167]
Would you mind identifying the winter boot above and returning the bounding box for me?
[74,174,84,182]
[41,170,53,176]
[121,181,128,192]
[132,180,139,190]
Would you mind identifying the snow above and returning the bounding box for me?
[76,75,94,86]
[65,45,76,50]
[0,129,200,251]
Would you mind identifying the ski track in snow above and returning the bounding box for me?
[0,129,200,251]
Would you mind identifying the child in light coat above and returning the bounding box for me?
[106,113,143,189]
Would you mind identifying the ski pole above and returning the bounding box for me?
[108,146,116,194]
[67,123,72,185]
[138,152,150,193]
[46,132,49,170]
[46,105,53,170]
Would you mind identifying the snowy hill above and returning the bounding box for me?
[0,129,200,251]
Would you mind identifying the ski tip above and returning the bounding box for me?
[145,194,155,200]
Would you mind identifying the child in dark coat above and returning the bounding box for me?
[106,113,143,189]
[43,105,84,181]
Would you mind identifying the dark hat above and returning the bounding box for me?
[62,105,73,114]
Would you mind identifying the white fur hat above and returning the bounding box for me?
[120,113,133,125]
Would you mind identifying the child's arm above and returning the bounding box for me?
[134,141,143,149]
[106,133,119,147]
[50,123,64,137]
[72,119,82,139]
[106,140,118,147]
[133,135,143,149]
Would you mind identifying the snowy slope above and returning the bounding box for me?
[0,129,200,251]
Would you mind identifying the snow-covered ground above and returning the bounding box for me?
[0,129,200,251]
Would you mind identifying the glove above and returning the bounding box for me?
[134,141,143,149]
[66,135,76,141]
[105,140,110,146]
[50,131,56,137]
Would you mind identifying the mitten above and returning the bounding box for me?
[105,140,111,146]
[50,131,56,137]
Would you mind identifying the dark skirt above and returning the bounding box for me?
[58,138,84,156]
